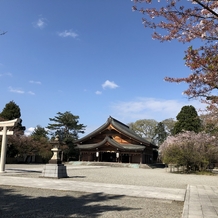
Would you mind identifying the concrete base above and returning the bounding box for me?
[41,164,68,178]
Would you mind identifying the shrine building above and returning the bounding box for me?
[75,116,157,164]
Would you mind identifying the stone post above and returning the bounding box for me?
[0,118,19,173]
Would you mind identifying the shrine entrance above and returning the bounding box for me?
[121,154,129,163]
[101,152,116,162]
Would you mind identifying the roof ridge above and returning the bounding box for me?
[109,116,129,129]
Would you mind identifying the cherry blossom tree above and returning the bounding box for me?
[200,105,218,135]
[159,131,218,171]
[132,0,218,104]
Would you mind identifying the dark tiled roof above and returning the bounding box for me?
[76,136,145,151]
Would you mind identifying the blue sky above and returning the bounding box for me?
[0,0,205,136]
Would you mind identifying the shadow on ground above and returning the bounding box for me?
[6,169,42,173]
[0,186,137,218]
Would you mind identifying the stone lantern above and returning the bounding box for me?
[41,135,68,178]
[49,136,62,164]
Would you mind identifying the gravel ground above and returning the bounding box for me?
[65,166,218,189]
[5,164,218,189]
[0,185,183,218]
[2,164,218,217]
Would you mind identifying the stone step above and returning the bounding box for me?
[68,161,152,169]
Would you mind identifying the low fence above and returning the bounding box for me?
[165,164,186,173]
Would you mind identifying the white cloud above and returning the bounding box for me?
[35,18,47,29]
[58,30,79,38]
[111,97,206,123]
[102,80,119,89]
[0,72,12,77]
[95,91,102,95]
[25,127,35,136]
[29,80,41,85]
[28,91,35,95]
[8,86,24,94]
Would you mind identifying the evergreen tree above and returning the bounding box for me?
[47,111,86,142]
[154,122,167,146]
[0,101,25,133]
[0,101,21,119]
[31,125,49,141]
[173,105,202,135]
[0,101,26,158]
[47,111,86,161]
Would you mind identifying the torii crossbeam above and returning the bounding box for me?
[0,118,20,172]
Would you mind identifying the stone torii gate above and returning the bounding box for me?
[0,118,20,172]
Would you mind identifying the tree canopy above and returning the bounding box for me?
[160,131,218,171]
[0,101,21,120]
[0,101,25,133]
[47,111,86,143]
[162,118,176,135]
[154,122,168,145]
[132,0,218,105]
[31,125,49,141]
[47,111,86,161]
[173,105,202,134]
[200,108,218,135]
[128,118,176,144]
[128,119,158,142]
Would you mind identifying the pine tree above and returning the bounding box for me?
[47,111,86,142]
[47,111,86,161]
[31,125,49,141]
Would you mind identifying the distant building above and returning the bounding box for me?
[75,116,157,164]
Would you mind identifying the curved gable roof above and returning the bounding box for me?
[76,116,157,148]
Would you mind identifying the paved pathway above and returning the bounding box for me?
[0,175,185,202]
[182,185,218,218]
